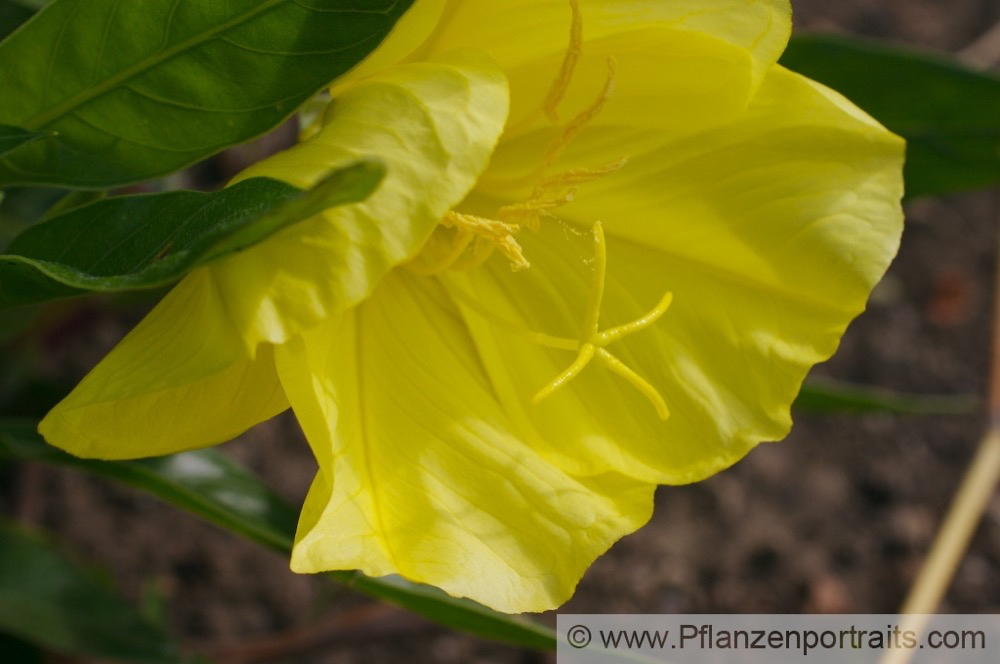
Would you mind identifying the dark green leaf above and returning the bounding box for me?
[0,633,46,664]
[781,34,1000,198]
[0,521,180,662]
[0,0,414,188]
[0,420,297,551]
[0,419,559,651]
[0,1,37,41]
[0,160,384,309]
[0,124,51,158]
[795,377,978,415]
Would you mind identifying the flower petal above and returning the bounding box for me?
[425,0,789,130]
[210,50,509,350]
[39,269,288,459]
[443,66,903,485]
[565,65,905,306]
[275,271,653,613]
[424,0,789,85]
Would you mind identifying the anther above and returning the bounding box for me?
[443,211,530,272]
[532,158,629,199]
[540,56,617,173]
[498,191,576,230]
[543,0,583,122]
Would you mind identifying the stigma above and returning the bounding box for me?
[530,222,673,420]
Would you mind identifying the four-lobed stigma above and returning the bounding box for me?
[529,221,673,420]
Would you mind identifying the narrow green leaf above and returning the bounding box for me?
[0,420,297,551]
[795,377,978,415]
[0,124,51,158]
[781,34,1000,198]
[0,522,180,663]
[0,160,384,309]
[332,572,558,651]
[0,419,559,651]
[0,0,414,188]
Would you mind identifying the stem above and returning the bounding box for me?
[881,204,1000,664]
[900,428,1000,618]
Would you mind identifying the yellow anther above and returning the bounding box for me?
[407,212,529,274]
[543,0,583,123]
[531,221,673,420]
[540,56,617,173]
[443,211,530,272]
[498,191,576,230]
[533,158,629,199]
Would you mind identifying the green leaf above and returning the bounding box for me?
[0,633,46,664]
[795,377,978,415]
[0,160,384,309]
[781,34,1000,198]
[0,521,180,663]
[0,125,51,159]
[0,420,298,551]
[331,572,558,651]
[0,1,37,41]
[0,419,558,651]
[0,0,415,188]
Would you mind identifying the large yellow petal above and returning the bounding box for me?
[564,65,905,307]
[339,0,448,83]
[346,2,790,151]
[39,269,288,459]
[425,0,789,129]
[421,0,789,88]
[350,0,789,84]
[210,50,509,351]
[442,66,903,485]
[275,271,653,613]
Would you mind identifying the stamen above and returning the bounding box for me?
[539,57,617,173]
[532,158,628,199]
[443,212,530,271]
[497,191,576,230]
[543,0,583,123]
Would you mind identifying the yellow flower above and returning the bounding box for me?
[40,0,904,612]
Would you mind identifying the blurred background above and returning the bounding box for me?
[3,0,999,662]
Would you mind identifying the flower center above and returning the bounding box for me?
[410,0,674,420]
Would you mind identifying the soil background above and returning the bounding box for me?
[5,1,1000,662]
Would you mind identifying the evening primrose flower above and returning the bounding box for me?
[40,0,904,613]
